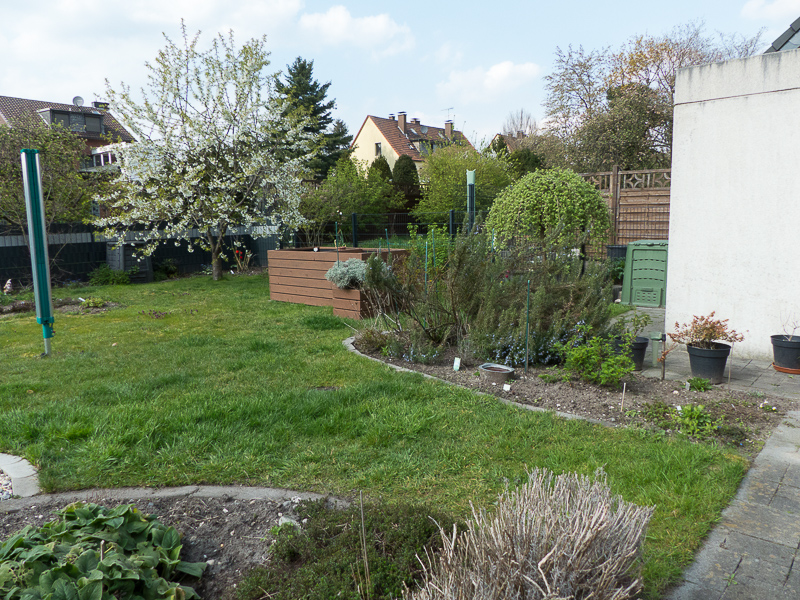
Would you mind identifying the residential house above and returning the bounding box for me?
[350,112,470,172]
[0,95,134,170]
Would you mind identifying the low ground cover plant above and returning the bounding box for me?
[0,502,204,600]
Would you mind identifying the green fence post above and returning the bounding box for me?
[20,149,54,356]
[351,213,358,248]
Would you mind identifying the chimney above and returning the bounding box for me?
[389,114,395,120]
[445,120,453,139]
[397,111,407,133]
[411,117,420,125]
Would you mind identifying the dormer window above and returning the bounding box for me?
[38,108,104,136]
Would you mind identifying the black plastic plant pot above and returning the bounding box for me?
[771,335,800,373]
[613,336,649,371]
[686,343,731,384]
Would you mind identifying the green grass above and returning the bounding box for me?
[0,274,747,598]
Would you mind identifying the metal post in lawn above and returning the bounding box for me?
[20,149,54,356]
[466,170,476,232]
[525,280,531,374]
[449,209,456,239]
[385,229,390,253]
[351,213,358,248]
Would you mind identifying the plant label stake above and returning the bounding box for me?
[525,280,531,374]
[20,149,54,356]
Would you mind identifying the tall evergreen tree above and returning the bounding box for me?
[392,154,419,186]
[276,57,352,179]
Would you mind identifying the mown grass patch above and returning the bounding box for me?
[0,274,747,597]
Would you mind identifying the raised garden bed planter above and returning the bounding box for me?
[267,247,406,319]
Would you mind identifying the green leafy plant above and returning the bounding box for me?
[562,335,634,387]
[88,264,134,286]
[674,404,720,437]
[325,258,368,289]
[485,168,611,248]
[0,502,205,600]
[609,312,652,339]
[687,377,712,392]
[81,297,106,309]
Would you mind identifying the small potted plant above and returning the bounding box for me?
[771,317,800,373]
[667,312,744,384]
[609,312,651,371]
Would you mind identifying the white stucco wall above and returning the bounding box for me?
[351,118,400,170]
[667,50,800,359]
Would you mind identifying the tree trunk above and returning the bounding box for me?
[212,251,223,281]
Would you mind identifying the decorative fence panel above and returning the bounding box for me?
[581,167,671,247]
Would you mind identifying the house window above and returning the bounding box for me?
[375,142,381,157]
[48,110,104,135]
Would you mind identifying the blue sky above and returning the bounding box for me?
[2,0,797,146]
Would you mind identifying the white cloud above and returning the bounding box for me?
[741,0,800,20]
[436,61,540,106]
[433,42,463,66]
[298,5,414,58]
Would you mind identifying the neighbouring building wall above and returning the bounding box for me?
[351,119,399,170]
[667,50,800,359]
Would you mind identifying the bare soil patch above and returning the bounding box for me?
[353,341,797,455]
[0,493,307,600]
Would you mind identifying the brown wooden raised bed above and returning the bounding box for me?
[267,247,406,319]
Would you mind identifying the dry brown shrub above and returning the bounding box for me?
[405,468,654,600]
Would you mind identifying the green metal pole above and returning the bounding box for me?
[525,280,531,374]
[20,149,54,356]
[386,229,390,254]
[432,229,436,269]
[424,241,428,295]
[335,222,339,263]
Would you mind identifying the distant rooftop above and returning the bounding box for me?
[764,16,800,53]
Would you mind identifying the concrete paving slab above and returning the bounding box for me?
[720,500,800,547]
[720,530,797,567]
[668,580,724,600]
[11,475,40,498]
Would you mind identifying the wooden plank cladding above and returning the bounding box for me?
[267,247,407,319]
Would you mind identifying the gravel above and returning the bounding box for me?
[0,469,12,501]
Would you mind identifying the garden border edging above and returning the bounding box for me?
[342,337,614,428]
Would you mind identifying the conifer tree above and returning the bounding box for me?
[276,57,352,179]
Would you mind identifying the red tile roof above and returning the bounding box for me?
[0,95,135,143]
[353,115,471,162]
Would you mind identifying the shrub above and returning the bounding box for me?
[88,263,133,285]
[405,468,654,600]
[0,502,205,600]
[392,154,419,186]
[238,500,460,600]
[563,335,634,387]
[485,168,610,248]
[325,258,368,289]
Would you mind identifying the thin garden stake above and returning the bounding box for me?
[335,222,340,263]
[432,229,436,269]
[525,280,531,374]
[621,382,627,412]
[424,240,429,295]
[386,229,390,254]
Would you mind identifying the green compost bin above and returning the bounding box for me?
[620,240,668,307]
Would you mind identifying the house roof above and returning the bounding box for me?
[765,16,800,53]
[352,115,470,162]
[0,95,135,143]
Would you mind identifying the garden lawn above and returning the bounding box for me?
[0,274,747,598]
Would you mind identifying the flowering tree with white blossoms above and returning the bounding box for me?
[97,24,314,280]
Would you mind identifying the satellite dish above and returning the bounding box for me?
[72,96,84,107]
[421,126,428,134]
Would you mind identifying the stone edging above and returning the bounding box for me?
[0,483,349,515]
[342,336,615,428]
[0,453,40,499]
